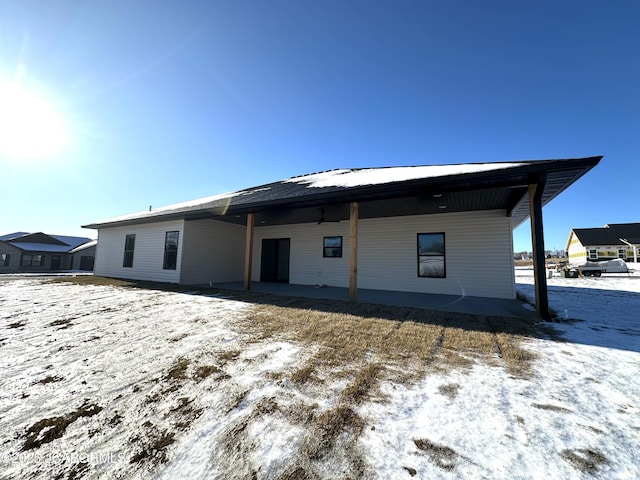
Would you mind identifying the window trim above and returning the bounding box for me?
[417,232,446,278]
[123,234,136,268]
[323,236,343,258]
[163,231,180,270]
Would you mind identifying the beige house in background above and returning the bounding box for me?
[566,223,640,264]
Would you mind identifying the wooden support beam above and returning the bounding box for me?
[244,213,254,291]
[528,179,551,320]
[349,202,358,302]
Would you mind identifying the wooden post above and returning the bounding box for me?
[349,202,358,302]
[529,179,551,320]
[244,213,254,291]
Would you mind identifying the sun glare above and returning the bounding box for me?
[0,79,69,161]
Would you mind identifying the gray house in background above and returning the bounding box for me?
[69,239,98,271]
[0,232,96,273]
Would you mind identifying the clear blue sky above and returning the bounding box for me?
[1,1,638,252]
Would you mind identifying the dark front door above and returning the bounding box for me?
[260,238,290,283]
[51,255,61,270]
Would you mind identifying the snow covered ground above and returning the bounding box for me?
[0,273,638,479]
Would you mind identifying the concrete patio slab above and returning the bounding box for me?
[211,282,538,319]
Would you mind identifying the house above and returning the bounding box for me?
[566,223,640,264]
[69,239,98,271]
[83,156,602,319]
[0,232,95,273]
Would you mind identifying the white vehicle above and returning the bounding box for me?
[564,258,629,277]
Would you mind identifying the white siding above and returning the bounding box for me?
[180,219,246,285]
[94,220,184,283]
[358,210,515,299]
[253,222,350,287]
[252,210,516,299]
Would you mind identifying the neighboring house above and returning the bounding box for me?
[69,239,98,271]
[0,232,95,273]
[83,156,602,319]
[566,223,640,263]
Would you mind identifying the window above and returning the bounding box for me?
[21,254,44,267]
[418,233,446,278]
[589,249,597,260]
[123,234,136,268]
[618,249,626,259]
[163,231,179,270]
[323,236,342,258]
[1,253,10,266]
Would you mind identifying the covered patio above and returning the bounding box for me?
[212,281,538,319]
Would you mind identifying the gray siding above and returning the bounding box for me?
[180,219,246,285]
[70,246,96,270]
[0,243,22,272]
[94,220,184,283]
[252,210,515,299]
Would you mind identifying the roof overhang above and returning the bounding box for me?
[83,157,602,230]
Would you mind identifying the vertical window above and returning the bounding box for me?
[323,236,343,258]
[589,249,597,260]
[123,234,136,268]
[418,233,446,278]
[163,231,179,270]
[1,253,9,266]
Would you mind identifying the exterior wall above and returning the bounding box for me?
[180,219,246,285]
[253,221,350,287]
[252,210,516,299]
[567,233,587,263]
[94,220,184,283]
[0,242,72,272]
[0,242,22,273]
[70,246,97,271]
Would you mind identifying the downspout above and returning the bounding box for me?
[528,175,551,321]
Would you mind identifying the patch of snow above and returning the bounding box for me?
[90,190,242,225]
[1,275,638,479]
[286,163,527,188]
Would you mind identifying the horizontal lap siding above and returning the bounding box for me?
[252,223,350,287]
[251,210,515,299]
[358,210,515,299]
[0,243,22,272]
[94,220,184,283]
[180,219,246,285]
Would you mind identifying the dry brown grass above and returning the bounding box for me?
[22,402,103,451]
[240,297,539,382]
[40,276,551,478]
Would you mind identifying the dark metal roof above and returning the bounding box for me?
[573,223,640,246]
[0,232,93,252]
[83,156,602,230]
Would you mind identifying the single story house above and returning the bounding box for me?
[69,239,98,271]
[566,222,640,263]
[0,232,95,273]
[84,156,602,319]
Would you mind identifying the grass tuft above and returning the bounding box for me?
[414,438,458,471]
[561,448,609,472]
[22,402,103,451]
